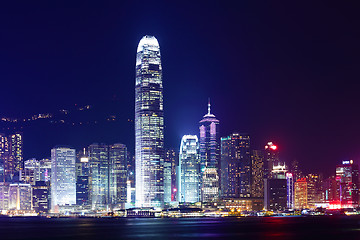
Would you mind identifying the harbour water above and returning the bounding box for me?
[1,216,360,240]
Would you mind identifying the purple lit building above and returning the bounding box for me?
[199,100,220,202]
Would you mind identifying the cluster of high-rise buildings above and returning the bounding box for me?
[133,35,360,212]
[0,35,359,215]
[0,140,130,214]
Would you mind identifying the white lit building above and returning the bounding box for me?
[135,35,164,208]
[51,147,76,212]
[8,183,32,211]
[178,135,200,203]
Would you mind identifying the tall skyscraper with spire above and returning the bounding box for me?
[199,100,220,202]
[135,35,164,207]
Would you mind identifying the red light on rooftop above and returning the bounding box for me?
[270,145,277,150]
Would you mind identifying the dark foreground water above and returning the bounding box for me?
[1,216,360,240]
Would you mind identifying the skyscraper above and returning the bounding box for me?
[199,100,220,202]
[135,35,164,208]
[264,142,279,179]
[221,133,251,198]
[178,135,200,203]
[109,143,127,209]
[8,183,32,211]
[286,173,294,209]
[88,143,109,210]
[294,178,308,209]
[10,132,23,172]
[164,149,178,203]
[251,150,264,198]
[76,149,90,207]
[335,160,359,208]
[51,147,76,212]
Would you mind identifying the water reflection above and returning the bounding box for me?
[0,217,360,240]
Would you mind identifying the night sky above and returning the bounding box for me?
[0,1,359,177]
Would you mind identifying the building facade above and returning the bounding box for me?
[294,178,308,209]
[109,143,127,209]
[135,35,164,208]
[335,160,359,208]
[199,101,220,202]
[88,143,109,210]
[264,142,279,179]
[251,150,264,198]
[51,147,76,211]
[8,183,32,211]
[178,135,200,203]
[221,133,251,198]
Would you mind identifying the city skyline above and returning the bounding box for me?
[0,2,359,177]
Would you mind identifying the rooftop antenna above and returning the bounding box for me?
[208,98,211,115]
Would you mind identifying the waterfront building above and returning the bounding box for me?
[294,178,308,209]
[76,175,89,206]
[8,183,32,211]
[88,143,109,210]
[286,173,294,209]
[178,135,200,203]
[306,173,323,208]
[109,143,127,209]
[220,198,264,212]
[335,160,359,208]
[199,100,220,202]
[32,181,50,213]
[164,149,178,202]
[51,147,76,211]
[164,157,172,203]
[126,153,135,205]
[251,150,264,198]
[0,182,9,210]
[264,178,287,211]
[323,175,339,203]
[221,133,251,198]
[135,35,165,208]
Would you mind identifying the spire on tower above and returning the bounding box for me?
[208,98,211,115]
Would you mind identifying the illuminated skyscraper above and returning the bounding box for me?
[286,173,294,209]
[199,100,220,202]
[135,35,164,208]
[8,183,32,211]
[32,181,50,213]
[264,142,279,179]
[294,178,308,209]
[164,149,178,203]
[221,133,251,198]
[251,150,264,198]
[306,173,323,208]
[335,160,359,208]
[264,178,287,211]
[51,147,76,211]
[178,135,200,203]
[76,149,90,206]
[10,132,23,172]
[88,143,109,210]
[0,132,23,181]
[109,143,127,209]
